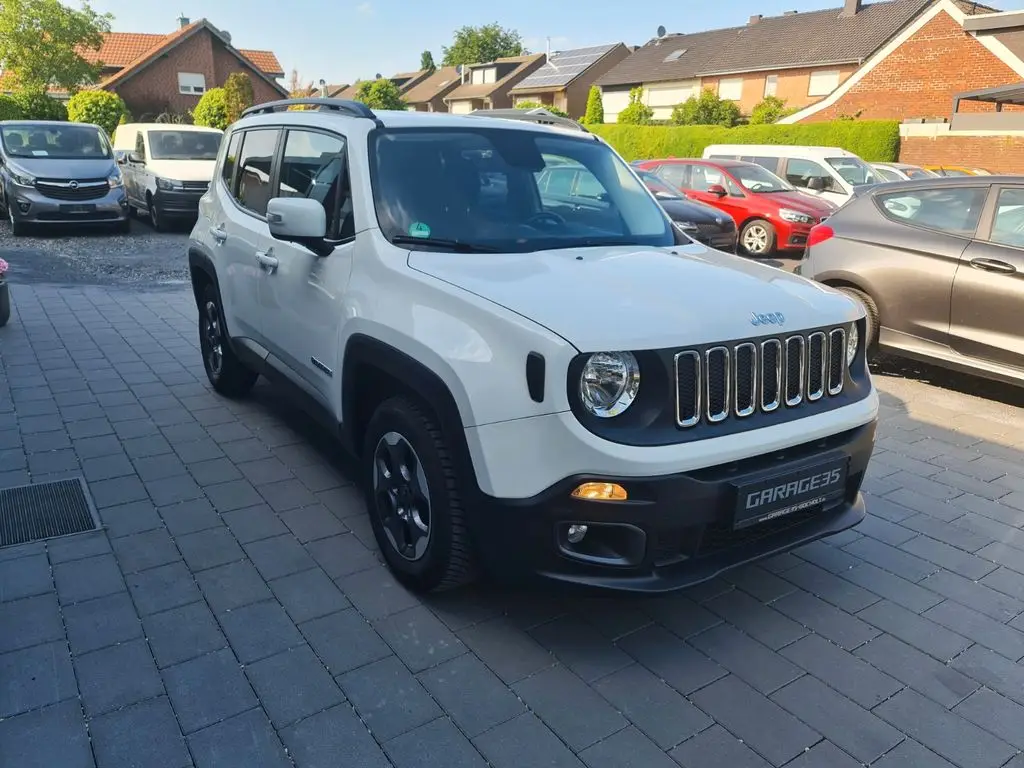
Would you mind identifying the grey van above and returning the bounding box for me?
[0,120,129,236]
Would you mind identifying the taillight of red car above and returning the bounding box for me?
[807,223,834,248]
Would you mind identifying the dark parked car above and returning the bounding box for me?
[636,170,737,252]
[800,175,1024,386]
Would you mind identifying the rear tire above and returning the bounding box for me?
[740,219,776,257]
[837,286,879,355]
[198,282,258,397]
[362,396,477,593]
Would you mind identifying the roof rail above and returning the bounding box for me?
[468,108,590,134]
[241,98,380,123]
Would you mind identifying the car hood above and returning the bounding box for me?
[146,158,217,182]
[658,197,729,224]
[8,156,116,178]
[759,191,836,217]
[408,243,861,352]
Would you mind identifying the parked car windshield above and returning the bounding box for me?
[904,166,937,179]
[827,156,881,186]
[729,163,793,193]
[0,123,112,160]
[370,127,673,253]
[148,130,221,160]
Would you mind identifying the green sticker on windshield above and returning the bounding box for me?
[408,222,431,238]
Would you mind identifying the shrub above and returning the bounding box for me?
[193,87,229,130]
[616,86,653,125]
[13,90,67,121]
[223,72,254,124]
[66,90,127,135]
[515,100,568,118]
[670,88,740,127]
[749,96,798,125]
[590,120,900,163]
[583,85,604,125]
[0,94,22,120]
[355,79,406,110]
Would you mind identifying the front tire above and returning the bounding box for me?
[740,219,776,257]
[198,282,258,397]
[148,195,167,232]
[362,396,476,593]
[838,286,880,356]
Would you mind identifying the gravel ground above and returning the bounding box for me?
[0,215,191,288]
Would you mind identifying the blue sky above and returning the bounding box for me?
[86,0,1024,87]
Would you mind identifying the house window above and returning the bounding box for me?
[663,49,686,62]
[178,72,206,95]
[764,75,778,98]
[808,69,840,97]
[718,78,743,101]
[471,67,497,85]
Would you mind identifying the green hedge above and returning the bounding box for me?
[591,120,900,163]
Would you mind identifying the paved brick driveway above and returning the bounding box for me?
[4,283,1024,768]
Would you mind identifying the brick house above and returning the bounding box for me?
[595,0,989,122]
[507,44,632,118]
[87,17,286,118]
[403,67,463,112]
[444,54,546,113]
[329,69,433,102]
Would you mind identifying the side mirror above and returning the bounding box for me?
[707,184,727,197]
[128,151,144,165]
[267,197,330,255]
[807,177,826,192]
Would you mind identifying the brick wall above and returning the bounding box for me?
[901,134,1024,173]
[111,28,283,118]
[702,65,858,115]
[802,9,1022,122]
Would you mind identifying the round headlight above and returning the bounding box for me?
[846,323,859,365]
[580,352,640,418]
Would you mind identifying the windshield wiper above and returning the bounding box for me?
[391,235,499,253]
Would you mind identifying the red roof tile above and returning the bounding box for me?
[77,30,283,76]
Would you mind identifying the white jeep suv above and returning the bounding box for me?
[188,99,879,594]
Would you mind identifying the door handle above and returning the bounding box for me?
[969,257,1017,275]
[209,225,227,244]
[255,250,279,273]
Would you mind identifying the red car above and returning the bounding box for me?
[633,158,837,257]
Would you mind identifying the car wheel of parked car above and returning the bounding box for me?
[148,195,167,232]
[363,396,477,593]
[199,283,258,397]
[740,219,775,257]
[837,286,880,354]
[8,205,25,238]
[115,218,131,235]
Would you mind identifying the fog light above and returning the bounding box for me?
[18,202,30,213]
[567,524,588,543]
[571,482,628,501]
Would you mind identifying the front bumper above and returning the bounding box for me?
[154,188,206,217]
[473,420,875,593]
[8,185,128,225]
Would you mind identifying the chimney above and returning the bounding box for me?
[177,14,190,28]
[748,14,762,24]
[545,36,551,63]
[840,0,862,17]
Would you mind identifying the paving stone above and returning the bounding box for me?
[197,560,272,614]
[176,526,245,572]
[0,552,52,602]
[772,590,880,650]
[63,591,142,654]
[780,561,881,613]
[668,723,771,768]
[237,457,293,486]
[127,560,201,616]
[246,644,345,728]
[857,514,917,546]
[690,675,820,766]
[27,448,78,474]
[900,535,998,580]
[131,453,185,482]
[778,633,901,708]
[187,708,291,768]
[842,537,938,581]
[901,513,995,552]
[417,653,526,738]
[339,655,441,741]
[529,615,633,683]
[280,503,348,543]
[841,563,943,613]
[921,569,1024,622]
[244,533,315,581]
[951,645,1024,707]
[704,587,808,650]
[640,593,722,639]
[473,713,585,768]
[159,498,221,536]
[143,600,227,669]
[954,688,1024,750]
[188,456,242,487]
[281,704,391,768]
[300,609,391,675]
[372,604,466,673]
[111,527,180,573]
[74,434,125,459]
[0,699,93,768]
[46,530,111,563]
[875,688,1015,768]
[89,475,149,508]
[222,504,288,544]
[53,553,125,605]
[90,696,191,768]
[457,616,555,685]
[771,675,902,763]
[688,623,803,694]
[0,640,77,718]
[162,647,257,734]
[857,599,971,661]
[204,478,264,513]
[617,623,725,694]
[306,533,378,579]
[145,474,203,506]
[219,599,304,664]
[855,633,978,708]
[385,717,489,768]
[872,739,956,768]
[270,567,351,624]
[75,638,164,716]
[924,599,1024,660]
[578,726,680,768]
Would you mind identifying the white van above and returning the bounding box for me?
[113,123,223,231]
[701,144,883,207]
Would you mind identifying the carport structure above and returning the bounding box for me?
[952,82,1024,113]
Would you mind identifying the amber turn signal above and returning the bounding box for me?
[571,482,628,501]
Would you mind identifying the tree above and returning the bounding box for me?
[67,89,126,134]
[193,88,229,130]
[670,88,740,127]
[748,95,796,125]
[0,0,111,94]
[441,23,526,66]
[223,72,255,124]
[13,90,67,120]
[0,95,22,120]
[583,86,604,125]
[616,87,653,125]
[354,79,406,110]
[515,100,568,118]
[420,50,436,72]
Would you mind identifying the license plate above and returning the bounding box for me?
[60,204,95,214]
[732,458,847,530]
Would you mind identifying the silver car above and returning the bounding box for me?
[0,120,129,236]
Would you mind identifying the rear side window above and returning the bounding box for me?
[785,158,838,193]
[234,129,280,217]
[987,187,1024,248]
[875,186,986,236]
[221,131,242,188]
[741,156,780,174]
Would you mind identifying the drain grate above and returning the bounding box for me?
[0,478,100,548]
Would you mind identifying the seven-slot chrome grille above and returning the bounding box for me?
[675,327,849,428]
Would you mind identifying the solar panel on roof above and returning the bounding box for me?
[514,43,618,89]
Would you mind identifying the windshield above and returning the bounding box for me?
[149,130,222,160]
[905,167,937,179]
[827,156,881,186]
[730,163,793,193]
[1,123,112,160]
[370,127,673,253]
[638,171,683,199]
